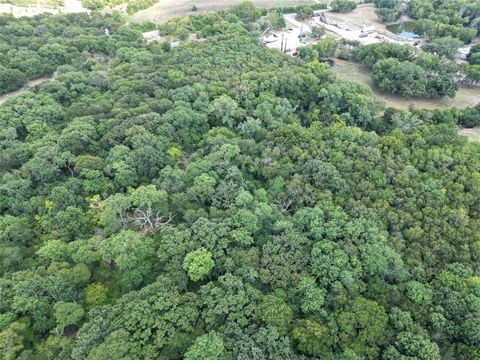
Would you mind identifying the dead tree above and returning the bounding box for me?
[124,207,174,234]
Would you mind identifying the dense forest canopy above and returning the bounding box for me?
[0,5,480,360]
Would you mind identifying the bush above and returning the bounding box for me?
[467,44,480,65]
[331,0,357,13]
[296,5,314,20]
[375,8,401,22]
[422,36,463,60]
[82,0,105,10]
[458,105,480,127]
[126,0,157,15]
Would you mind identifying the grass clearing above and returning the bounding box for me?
[458,128,480,142]
[335,61,480,110]
[129,0,316,23]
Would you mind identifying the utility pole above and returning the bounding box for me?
[281,33,284,52]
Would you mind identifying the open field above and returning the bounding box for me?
[458,128,480,142]
[335,61,480,110]
[0,0,85,16]
[130,0,316,23]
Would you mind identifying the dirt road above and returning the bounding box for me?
[0,77,51,106]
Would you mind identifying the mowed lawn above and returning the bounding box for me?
[130,0,316,23]
[335,61,480,110]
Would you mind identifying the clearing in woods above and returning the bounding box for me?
[335,61,480,110]
[458,128,480,142]
[130,0,316,23]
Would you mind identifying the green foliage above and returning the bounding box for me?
[355,43,460,98]
[1,7,480,360]
[422,36,463,60]
[54,301,84,335]
[299,37,340,60]
[229,1,261,21]
[183,248,215,281]
[99,230,156,289]
[372,58,428,97]
[384,332,441,360]
[353,42,416,67]
[375,7,401,22]
[467,44,480,65]
[294,276,326,314]
[415,19,477,44]
[0,66,25,94]
[81,0,106,10]
[184,331,224,360]
[85,283,108,308]
[256,294,293,335]
[296,5,314,20]
[126,0,158,15]
[337,297,388,359]
[331,0,357,13]
[373,0,402,22]
[292,319,333,356]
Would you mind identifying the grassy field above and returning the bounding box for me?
[335,61,480,110]
[458,128,480,142]
[130,0,316,23]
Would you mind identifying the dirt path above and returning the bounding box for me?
[0,77,52,106]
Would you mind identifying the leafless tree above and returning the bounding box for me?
[275,199,293,213]
[123,207,174,233]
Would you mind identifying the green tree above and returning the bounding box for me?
[375,8,401,22]
[294,277,326,314]
[184,331,224,360]
[331,0,357,13]
[422,36,463,60]
[208,94,239,127]
[292,319,333,356]
[384,332,441,360]
[256,294,293,335]
[0,65,25,94]
[85,283,108,308]
[54,301,84,335]
[0,320,31,360]
[183,248,215,281]
[99,230,156,289]
[372,58,428,97]
[229,1,261,21]
[337,297,388,359]
[200,274,260,329]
